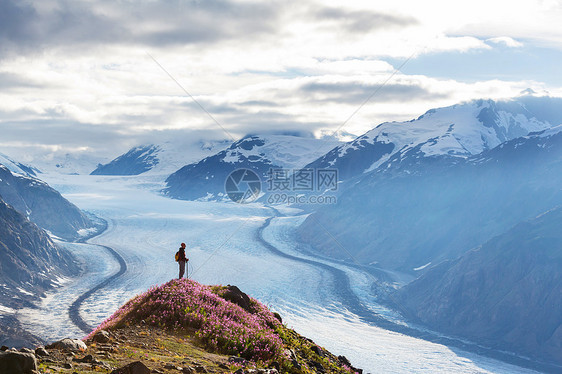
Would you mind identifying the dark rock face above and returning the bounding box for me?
[0,164,94,240]
[0,350,37,374]
[34,347,49,357]
[91,145,160,176]
[395,207,562,366]
[220,285,252,312]
[0,197,78,309]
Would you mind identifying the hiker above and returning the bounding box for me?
[175,242,189,279]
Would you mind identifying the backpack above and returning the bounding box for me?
[175,251,180,262]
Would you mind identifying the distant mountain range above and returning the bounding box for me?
[90,139,231,176]
[304,96,562,182]
[91,145,161,176]
[164,134,339,201]
[298,97,562,270]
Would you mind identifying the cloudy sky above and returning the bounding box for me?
[1,0,562,164]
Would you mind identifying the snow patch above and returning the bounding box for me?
[414,262,432,271]
[77,227,98,237]
[17,287,34,296]
[0,305,16,314]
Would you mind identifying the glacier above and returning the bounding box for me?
[14,172,542,374]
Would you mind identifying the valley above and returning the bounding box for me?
[2,96,562,373]
[12,172,545,373]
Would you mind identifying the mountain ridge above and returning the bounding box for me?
[304,96,562,183]
[0,195,80,350]
[297,98,562,271]
[0,164,97,240]
[393,206,562,367]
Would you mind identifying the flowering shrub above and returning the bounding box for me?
[87,279,283,362]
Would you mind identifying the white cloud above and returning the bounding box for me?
[486,37,524,48]
[0,0,561,165]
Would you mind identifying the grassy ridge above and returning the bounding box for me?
[87,279,360,373]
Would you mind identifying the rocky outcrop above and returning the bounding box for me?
[0,350,37,374]
[220,285,252,312]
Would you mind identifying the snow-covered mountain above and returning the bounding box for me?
[164,134,340,201]
[91,145,160,176]
[90,139,232,176]
[305,96,562,181]
[0,152,40,177]
[298,119,562,271]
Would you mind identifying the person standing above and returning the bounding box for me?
[175,242,189,279]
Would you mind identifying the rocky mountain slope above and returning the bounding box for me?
[0,164,96,240]
[0,196,79,347]
[393,207,562,368]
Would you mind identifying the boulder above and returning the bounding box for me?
[311,345,324,357]
[73,354,97,363]
[221,285,252,312]
[110,361,151,374]
[46,338,87,351]
[34,347,49,357]
[228,356,248,365]
[92,330,111,343]
[0,351,37,373]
